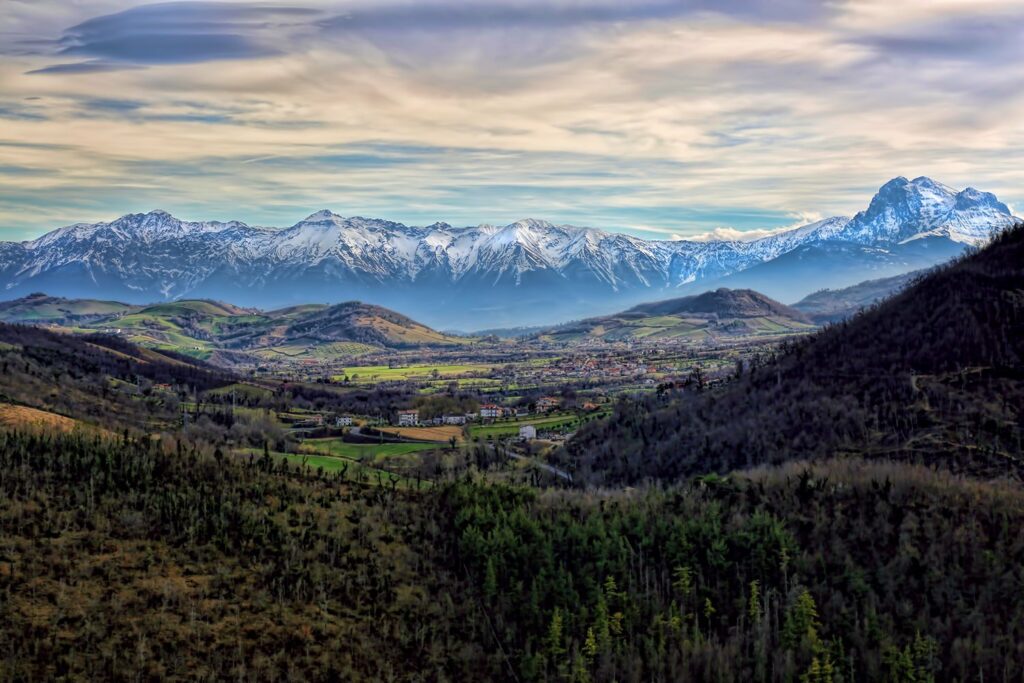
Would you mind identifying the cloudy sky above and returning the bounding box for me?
[1,0,1022,241]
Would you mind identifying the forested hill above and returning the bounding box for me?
[4,432,1024,680]
[565,223,1024,485]
[0,322,235,431]
[625,288,808,320]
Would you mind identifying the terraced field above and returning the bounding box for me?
[254,340,380,360]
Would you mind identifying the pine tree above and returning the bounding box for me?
[483,557,498,603]
[748,580,762,623]
[546,608,566,657]
[783,588,820,650]
[583,628,598,660]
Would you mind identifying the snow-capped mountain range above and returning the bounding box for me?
[0,176,1017,328]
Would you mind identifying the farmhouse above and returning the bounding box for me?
[335,416,353,427]
[443,414,467,425]
[519,425,537,441]
[479,404,503,419]
[397,409,419,427]
[537,396,561,412]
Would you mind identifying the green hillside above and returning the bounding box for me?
[0,322,234,432]
[542,288,814,343]
[0,292,139,322]
[0,296,473,362]
[137,299,251,317]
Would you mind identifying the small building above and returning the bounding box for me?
[581,401,600,412]
[537,396,561,412]
[443,414,467,425]
[464,412,479,421]
[479,404,503,419]
[397,409,419,427]
[335,415,353,427]
[519,425,537,441]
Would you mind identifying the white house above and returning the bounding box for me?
[397,409,419,427]
[519,425,537,440]
[443,415,467,425]
[335,415,353,427]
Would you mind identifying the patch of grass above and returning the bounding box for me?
[0,403,82,433]
[376,425,464,443]
[300,438,439,459]
[137,300,243,317]
[234,447,426,489]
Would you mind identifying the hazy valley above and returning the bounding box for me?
[1,209,1022,680]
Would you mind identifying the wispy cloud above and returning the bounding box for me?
[50,3,318,68]
[0,0,1022,240]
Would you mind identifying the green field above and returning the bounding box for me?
[334,363,499,383]
[300,437,439,461]
[235,448,427,489]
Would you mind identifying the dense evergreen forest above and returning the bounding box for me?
[566,224,1024,485]
[2,432,1022,680]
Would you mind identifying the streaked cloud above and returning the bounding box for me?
[0,0,1022,241]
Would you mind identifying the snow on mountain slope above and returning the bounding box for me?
[0,177,1017,327]
[833,176,1016,246]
